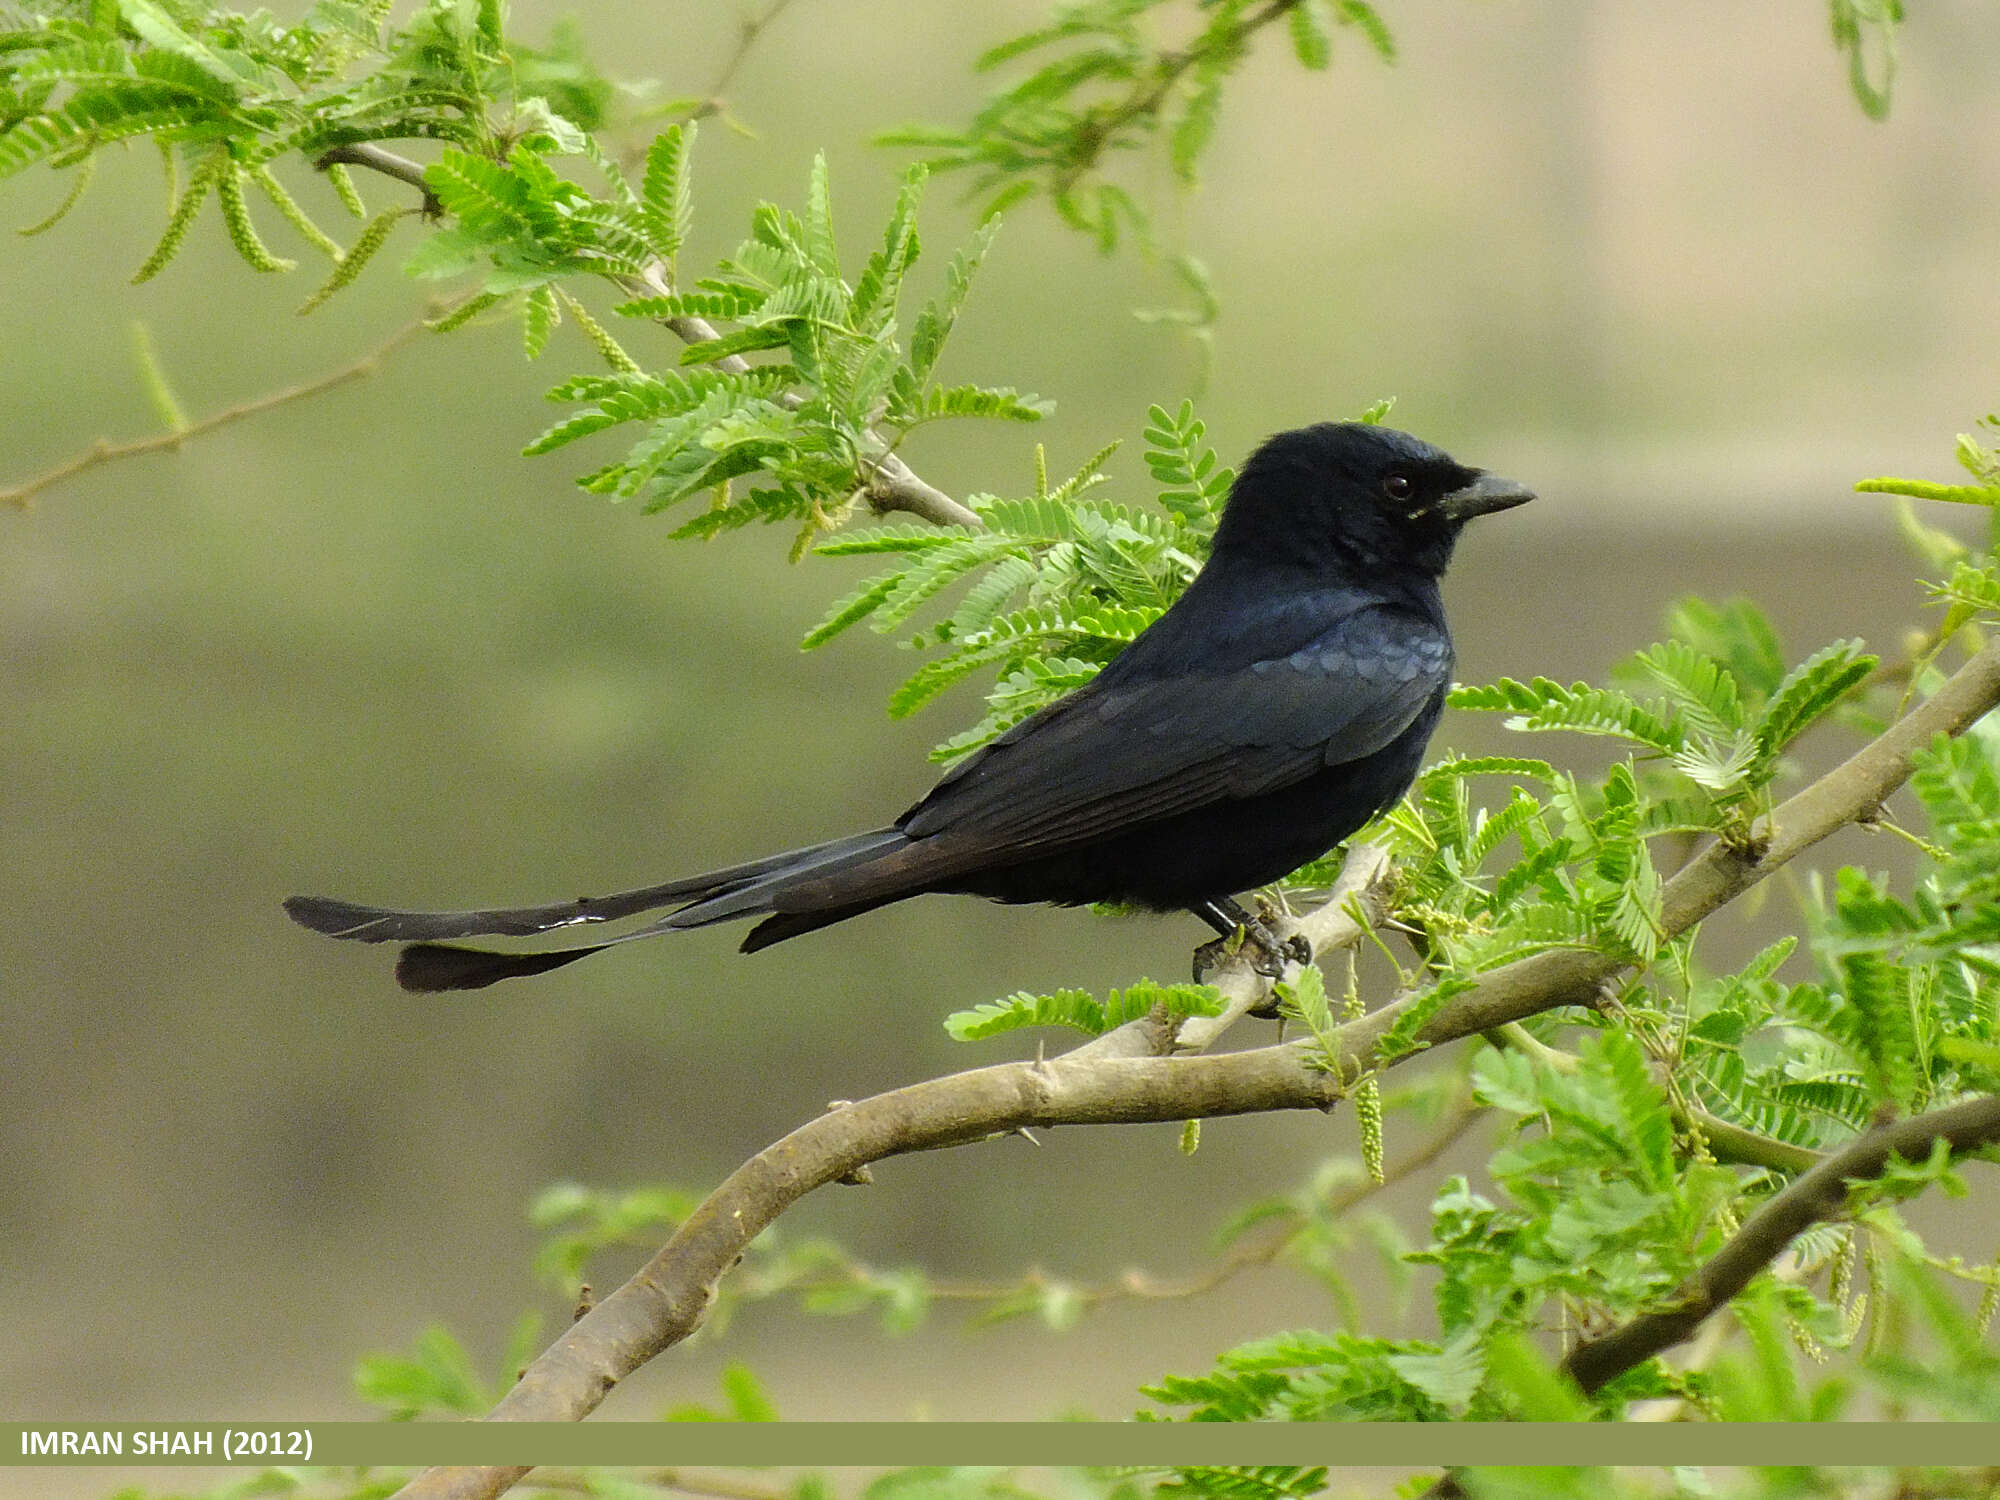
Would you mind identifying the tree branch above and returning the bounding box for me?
[723,1092,1486,1317]
[2,317,430,508]
[315,142,440,213]
[692,0,800,121]
[1484,1021,1824,1174]
[327,143,986,531]
[1561,1091,2000,1395]
[391,638,2000,1500]
[1342,632,2000,1065]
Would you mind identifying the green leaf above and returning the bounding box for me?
[355,1325,490,1419]
[1481,1327,1591,1420]
[1287,0,1335,69]
[648,122,704,260]
[1855,476,2000,507]
[1924,558,2000,615]
[1754,639,1875,759]
[1838,947,1918,1108]
[1384,1329,1484,1411]
[946,980,1220,1041]
[1335,0,1397,61]
[945,988,1102,1040]
[1277,963,1334,1035]
[1426,753,1558,784]
[909,218,997,384]
[1452,677,1684,753]
[1630,639,1746,738]
[850,165,925,333]
[720,1362,778,1422]
[812,527,971,557]
[521,283,560,358]
[1667,595,1789,698]
[801,571,902,649]
[800,151,840,278]
[1169,66,1223,186]
[914,384,1049,424]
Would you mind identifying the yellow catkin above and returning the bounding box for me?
[298,208,402,315]
[19,151,96,237]
[326,161,367,219]
[132,155,217,284]
[1343,955,1383,1184]
[216,161,295,273]
[558,289,642,373]
[252,164,341,259]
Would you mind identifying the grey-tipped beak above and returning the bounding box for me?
[1440,471,1535,523]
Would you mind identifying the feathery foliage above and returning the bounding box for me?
[12,0,1996,1475]
[807,402,1234,758]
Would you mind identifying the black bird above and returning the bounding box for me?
[286,422,1531,991]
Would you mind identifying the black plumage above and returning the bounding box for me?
[285,422,1531,990]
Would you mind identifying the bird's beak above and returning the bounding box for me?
[1440,471,1535,523]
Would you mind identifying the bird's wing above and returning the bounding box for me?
[897,605,1451,855]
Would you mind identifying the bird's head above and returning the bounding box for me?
[1212,422,1533,576]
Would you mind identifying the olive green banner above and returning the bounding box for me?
[1,1422,1995,1468]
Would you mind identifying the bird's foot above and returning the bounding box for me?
[1192,917,1311,984]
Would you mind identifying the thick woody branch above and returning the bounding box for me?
[394,639,2000,1500]
[1562,1092,2000,1395]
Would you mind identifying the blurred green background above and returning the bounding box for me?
[4,0,2000,1465]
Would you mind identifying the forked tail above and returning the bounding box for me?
[285,827,910,991]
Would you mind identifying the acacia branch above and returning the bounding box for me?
[1561,1091,2000,1394]
[315,142,440,213]
[394,638,2000,1500]
[328,144,985,531]
[691,0,800,122]
[1053,0,1305,193]
[728,1093,1484,1316]
[2,317,429,508]
[1485,1021,1823,1174]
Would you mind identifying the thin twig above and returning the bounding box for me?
[1052,0,1305,193]
[2,317,431,508]
[390,636,2000,1500]
[694,0,800,119]
[315,142,441,214]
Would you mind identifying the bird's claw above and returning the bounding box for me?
[1191,919,1311,983]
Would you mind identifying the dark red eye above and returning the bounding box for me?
[1383,473,1414,501]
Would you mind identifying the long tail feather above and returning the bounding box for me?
[298,828,920,991]
[397,942,604,992]
[282,832,898,944]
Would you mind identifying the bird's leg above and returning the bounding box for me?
[1189,896,1312,984]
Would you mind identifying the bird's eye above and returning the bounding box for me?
[1382,473,1414,501]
